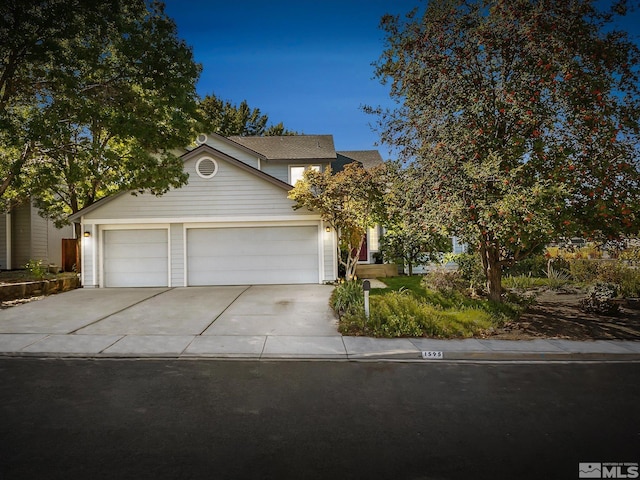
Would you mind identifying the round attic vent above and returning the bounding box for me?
[195,133,208,145]
[196,157,218,179]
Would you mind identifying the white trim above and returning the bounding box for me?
[99,223,171,231]
[5,211,11,270]
[183,224,188,287]
[80,217,86,286]
[94,225,98,288]
[82,215,322,225]
[183,219,320,229]
[332,227,338,281]
[317,223,324,284]
[99,224,170,288]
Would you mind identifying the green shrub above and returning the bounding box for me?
[422,268,467,294]
[503,254,548,277]
[446,253,485,291]
[330,280,364,318]
[595,261,640,298]
[546,264,572,290]
[24,259,47,279]
[503,273,538,290]
[619,246,640,266]
[569,259,599,283]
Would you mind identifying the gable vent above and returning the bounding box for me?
[195,133,208,145]
[196,157,218,179]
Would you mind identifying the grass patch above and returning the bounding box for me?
[335,275,520,338]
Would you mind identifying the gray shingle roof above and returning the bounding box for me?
[333,150,384,172]
[228,135,337,160]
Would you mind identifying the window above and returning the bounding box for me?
[368,226,380,251]
[290,165,320,185]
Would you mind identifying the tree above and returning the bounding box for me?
[9,1,201,230]
[198,93,297,137]
[0,0,125,200]
[368,0,640,301]
[288,163,385,280]
[381,163,451,275]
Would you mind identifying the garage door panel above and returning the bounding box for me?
[103,229,168,287]
[104,242,168,259]
[104,230,166,244]
[187,226,319,285]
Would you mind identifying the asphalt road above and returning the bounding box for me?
[1,359,638,480]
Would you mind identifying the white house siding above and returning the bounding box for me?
[323,225,336,281]
[83,156,308,220]
[81,224,97,287]
[11,203,31,268]
[30,205,48,263]
[170,223,184,287]
[261,163,290,184]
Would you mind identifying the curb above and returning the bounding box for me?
[2,351,640,362]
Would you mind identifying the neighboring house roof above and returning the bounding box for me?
[228,135,337,161]
[68,144,291,222]
[332,150,384,172]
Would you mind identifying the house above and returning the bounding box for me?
[69,133,384,288]
[0,200,74,271]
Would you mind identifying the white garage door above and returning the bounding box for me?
[187,226,319,285]
[103,229,168,287]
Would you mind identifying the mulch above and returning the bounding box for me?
[491,290,640,341]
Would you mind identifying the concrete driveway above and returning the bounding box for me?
[0,285,337,336]
[0,285,345,357]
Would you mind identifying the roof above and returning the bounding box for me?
[332,150,384,172]
[228,135,337,161]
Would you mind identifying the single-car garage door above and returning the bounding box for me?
[187,226,319,285]
[103,229,168,287]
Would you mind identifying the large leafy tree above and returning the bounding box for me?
[288,163,385,280]
[368,0,640,301]
[198,93,297,137]
[0,0,125,199]
[10,1,201,230]
[381,163,451,275]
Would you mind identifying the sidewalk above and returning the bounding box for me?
[1,333,639,361]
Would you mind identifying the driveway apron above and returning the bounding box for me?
[0,288,169,334]
[75,286,248,335]
[202,284,339,336]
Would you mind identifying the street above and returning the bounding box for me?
[1,359,638,480]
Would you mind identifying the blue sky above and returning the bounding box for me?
[163,0,413,159]
[163,0,640,161]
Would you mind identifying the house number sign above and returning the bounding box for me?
[421,351,444,359]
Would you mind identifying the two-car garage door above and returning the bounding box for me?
[102,225,319,287]
[187,226,319,286]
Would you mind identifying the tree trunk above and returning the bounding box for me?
[486,258,502,302]
[480,243,502,302]
[408,261,413,276]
